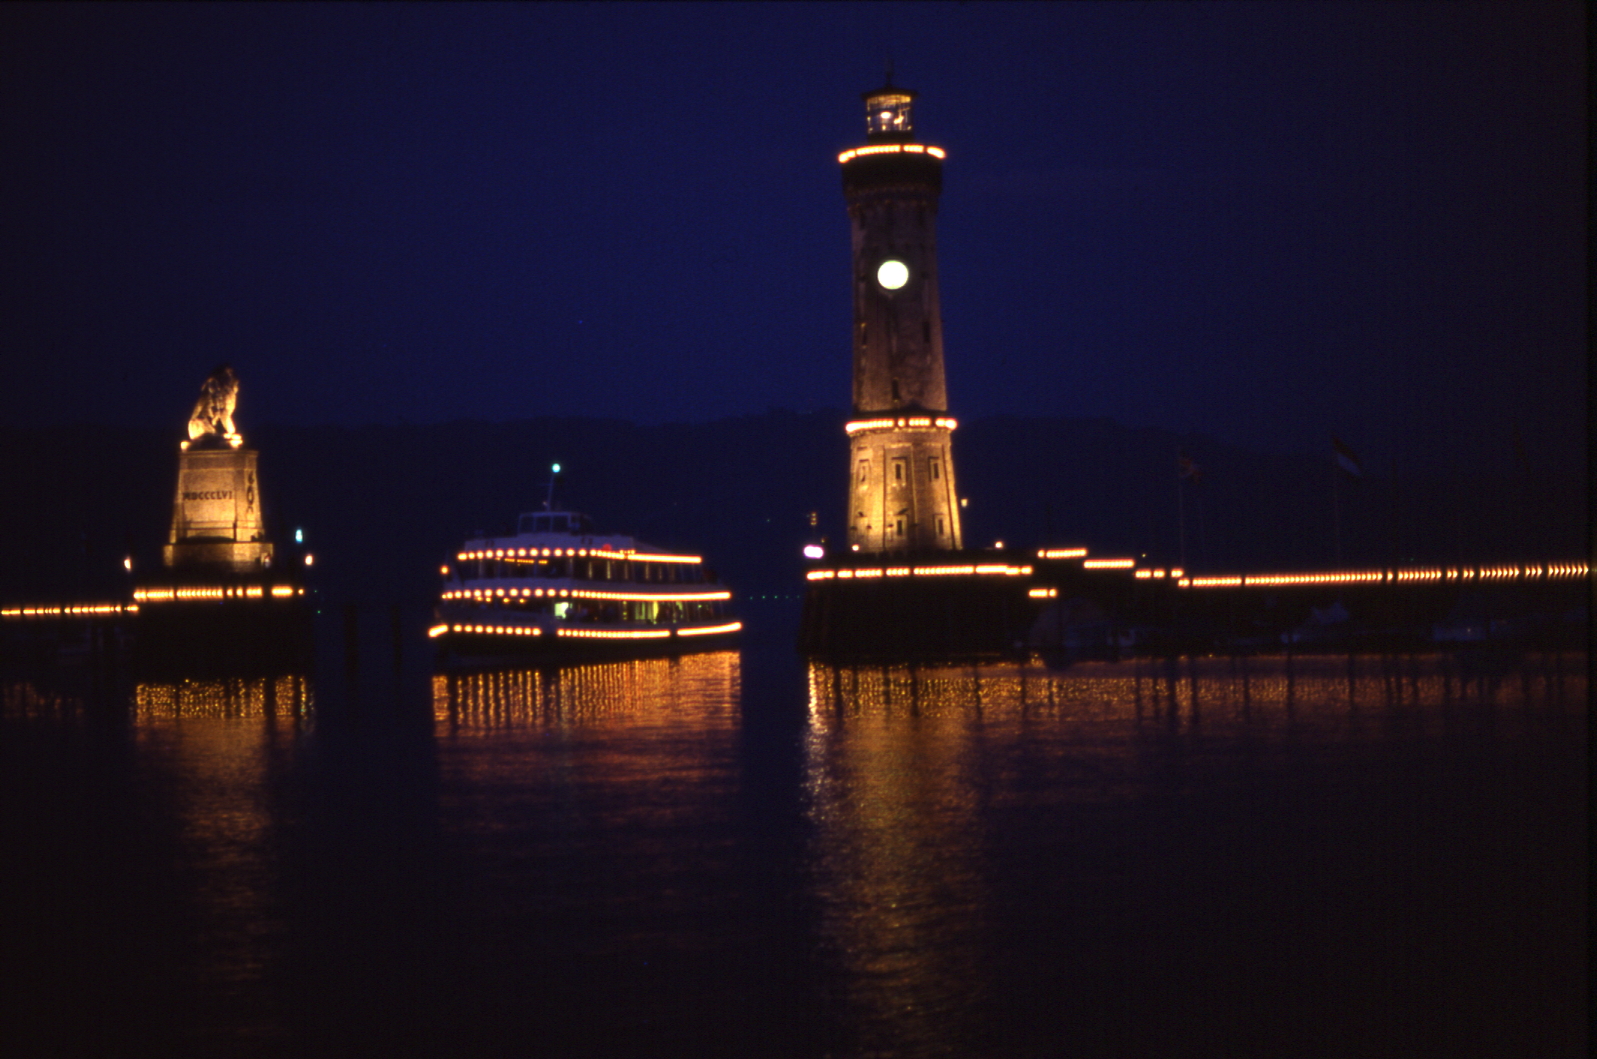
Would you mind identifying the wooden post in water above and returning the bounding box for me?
[1164,652,1180,726]
[1346,649,1357,712]
[1132,656,1142,721]
[1240,652,1252,721]
[1187,653,1201,724]
[1284,638,1295,716]
[342,603,360,711]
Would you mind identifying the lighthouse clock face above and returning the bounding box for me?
[876,259,909,291]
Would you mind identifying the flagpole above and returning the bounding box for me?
[1176,450,1187,570]
[1331,450,1342,566]
[1388,454,1399,567]
[1512,425,1542,564]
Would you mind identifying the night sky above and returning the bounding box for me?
[1,2,1585,477]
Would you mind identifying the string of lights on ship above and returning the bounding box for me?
[447,545,712,585]
[428,621,742,643]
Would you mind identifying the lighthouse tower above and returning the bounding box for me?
[840,80,963,554]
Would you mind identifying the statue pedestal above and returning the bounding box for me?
[162,441,274,572]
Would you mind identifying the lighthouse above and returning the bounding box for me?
[840,79,963,553]
[801,79,1037,659]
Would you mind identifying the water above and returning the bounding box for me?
[1,617,1585,1058]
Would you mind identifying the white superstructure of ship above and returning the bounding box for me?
[430,509,740,660]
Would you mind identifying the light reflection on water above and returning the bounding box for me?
[135,673,314,724]
[131,674,314,1048]
[808,651,1581,733]
[432,650,741,730]
[0,648,1584,1058]
[799,652,1586,1057]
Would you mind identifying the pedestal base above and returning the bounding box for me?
[166,443,272,574]
[162,540,274,571]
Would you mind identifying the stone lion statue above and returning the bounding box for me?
[187,365,240,440]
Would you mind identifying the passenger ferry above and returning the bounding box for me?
[430,509,741,662]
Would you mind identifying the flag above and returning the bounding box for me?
[1177,452,1203,483]
[1332,436,1362,478]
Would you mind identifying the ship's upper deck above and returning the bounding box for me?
[447,512,716,593]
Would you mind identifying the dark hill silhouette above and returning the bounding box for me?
[0,413,1581,606]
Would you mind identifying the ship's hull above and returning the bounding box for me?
[431,607,740,666]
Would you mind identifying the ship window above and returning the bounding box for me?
[857,460,869,486]
[891,379,900,402]
[893,458,907,483]
[551,515,569,533]
[930,458,941,480]
[937,516,945,535]
[895,519,904,537]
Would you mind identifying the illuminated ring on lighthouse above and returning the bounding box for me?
[844,416,958,435]
[837,144,946,164]
[876,260,909,290]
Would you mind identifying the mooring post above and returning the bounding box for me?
[391,604,403,678]
[343,603,359,690]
